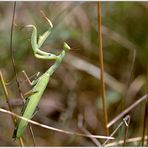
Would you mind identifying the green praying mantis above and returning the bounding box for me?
[13,13,70,139]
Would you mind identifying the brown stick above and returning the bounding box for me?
[10,2,24,100]
[0,72,24,146]
[105,136,148,147]
[123,115,131,146]
[0,108,114,140]
[103,115,130,146]
[142,65,148,146]
[98,1,109,135]
[10,2,36,145]
[108,94,148,128]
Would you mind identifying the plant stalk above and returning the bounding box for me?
[98,1,109,136]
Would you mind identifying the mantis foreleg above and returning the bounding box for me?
[26,12,58,60]
[38,11,53,48]
[26,25,57,59]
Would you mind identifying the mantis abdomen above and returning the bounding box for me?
[13,73,50,139]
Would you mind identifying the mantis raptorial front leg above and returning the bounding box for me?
[13,13,70,139]
[38,11,53,48]
[26,12,58,60]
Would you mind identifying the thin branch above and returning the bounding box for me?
[0,72,24,146]
[142,97,148,146]
[10,2,36,145]
[123,115,131,146]
[0,108,114,140]
[0,72,16,123]
[105,136,148,147]
[108,94,148,128]
[103,115,130,146]
[10,1,24,99]
[142,65,148,146]
[98,1,108,135]
[29,126,36,146]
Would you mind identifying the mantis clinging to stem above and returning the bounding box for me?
[13,12,71,139]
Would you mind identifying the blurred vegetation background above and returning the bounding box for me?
[0,1,148,146]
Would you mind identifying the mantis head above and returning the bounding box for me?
[63,42,71,52]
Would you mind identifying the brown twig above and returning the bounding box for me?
[142,65,148,146]
[10,2,24,100]
[0,107,114,140]
[29,126,36,146]
[10,2,36,145]
[0,72,16,123]
[108,94,148,128]
[105,136,148,147]
[98,1,108,136]
[0,72,24,146]
[103,115,130,146]
[123,115,131,146]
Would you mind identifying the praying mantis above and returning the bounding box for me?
[13,13,70,139]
